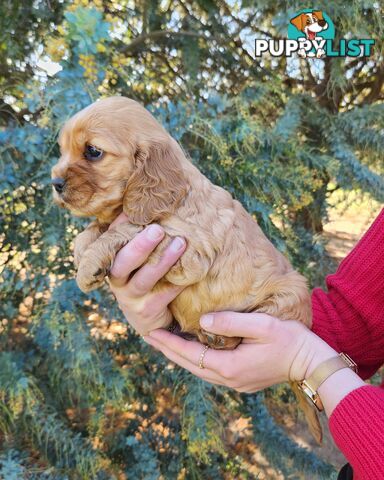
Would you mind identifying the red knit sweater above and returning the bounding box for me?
[311,208,384,480]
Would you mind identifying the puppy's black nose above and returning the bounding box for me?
[51,177,66,194]
[318,19,326,27]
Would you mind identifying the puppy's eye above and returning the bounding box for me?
[84,144,104,161]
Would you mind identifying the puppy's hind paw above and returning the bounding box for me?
[198,329,242,350]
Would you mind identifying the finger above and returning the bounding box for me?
[199,311,277,340]
[126,237,186,297]
[113,285,185,326]
[236,386,261,393]
[144,335,225,385]
[147,329,228,374]
[144,283,186,308]
[109,212,129,229]
[109,224,165,287]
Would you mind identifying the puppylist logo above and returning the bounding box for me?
[255,9,375,59]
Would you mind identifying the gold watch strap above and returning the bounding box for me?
[298,353,357,412]
[306,353,357,391]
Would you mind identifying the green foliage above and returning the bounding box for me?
[64,8,110,52]
[0,450,27,480]
[245,394,333,479]
[0,0,383,478]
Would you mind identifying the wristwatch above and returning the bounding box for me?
[297,353,358,411]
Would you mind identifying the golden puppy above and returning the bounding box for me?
[52,96,321,441]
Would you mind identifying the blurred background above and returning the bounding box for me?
[0,0,383,478]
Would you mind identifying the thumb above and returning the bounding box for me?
[200,311,277,339]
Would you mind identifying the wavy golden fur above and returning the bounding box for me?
[52,96,321,442]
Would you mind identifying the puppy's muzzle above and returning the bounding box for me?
[52,177,66,194]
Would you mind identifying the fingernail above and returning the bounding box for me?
[200,314,213,329]
[169,237,185,252]
[146,224,163,240]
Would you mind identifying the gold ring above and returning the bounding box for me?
[198,345,209,369]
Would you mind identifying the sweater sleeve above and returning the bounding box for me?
[329,385,384,480]
[311,209,384,479]
[311,208,384,379]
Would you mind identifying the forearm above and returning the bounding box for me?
[304,334,365,417]
[295,331,365,417]
[311,287,384,379]
[302,335,384,479]
[318,369,365,417]
[311,209,384,378]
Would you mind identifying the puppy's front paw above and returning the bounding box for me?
[74,223,144,293]
[73,222,105,269]
[74,243,89,270]
[76,251,111,293]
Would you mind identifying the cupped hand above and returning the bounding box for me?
[108,213,187,335]
[144,311,336,392]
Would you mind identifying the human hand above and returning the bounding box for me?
[108,213,186,335]
[144,311,337,392]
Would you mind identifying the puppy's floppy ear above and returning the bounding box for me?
[123,138,188,225]
[313,10,324,21]
[290,13,305,32]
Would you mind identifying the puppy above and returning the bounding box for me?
[52,96,321,442]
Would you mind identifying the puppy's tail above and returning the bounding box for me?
[291,381,323,444]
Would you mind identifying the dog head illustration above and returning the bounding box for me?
[290,10,328,40]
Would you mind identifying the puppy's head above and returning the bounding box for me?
[290,11,327,39]
[51,96,188,224]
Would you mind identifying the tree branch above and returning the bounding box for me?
[120,30,212,54]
